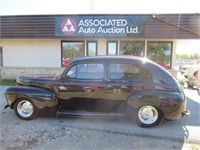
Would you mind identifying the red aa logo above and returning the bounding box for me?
[60,18,77,35]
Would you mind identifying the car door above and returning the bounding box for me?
[106,62,146,111]
[58,63,107,111]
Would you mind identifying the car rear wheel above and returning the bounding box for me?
[136,105,163,127]
[14,98,38,120]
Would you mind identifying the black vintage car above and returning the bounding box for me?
[4,56,190,127]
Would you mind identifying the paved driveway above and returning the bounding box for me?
[0,86,200,149]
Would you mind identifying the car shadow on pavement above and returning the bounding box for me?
[184,97,200,127]
[180,89,200,144]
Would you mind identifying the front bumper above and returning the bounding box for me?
[182,109,190,117]
[4,104,9,109]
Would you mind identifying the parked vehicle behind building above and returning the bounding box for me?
[4,56,189,127]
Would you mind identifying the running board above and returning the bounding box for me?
[56,109,126,118]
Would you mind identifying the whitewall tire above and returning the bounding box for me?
[14,98,38,120]
[136,105,163,127]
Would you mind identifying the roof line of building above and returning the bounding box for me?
[153,15,200,36]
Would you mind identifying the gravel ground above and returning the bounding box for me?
[0,116,191,150]
[0,86,200,150]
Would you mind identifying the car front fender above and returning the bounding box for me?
[4,86,58,109]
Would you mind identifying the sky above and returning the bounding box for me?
[0,0,200,55]
[0,0,200,16]
[176,40,200,55]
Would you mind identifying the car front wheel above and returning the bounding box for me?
[136,105,163,127]
[14,98,38,120]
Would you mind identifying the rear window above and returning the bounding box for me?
[108,63,152,81]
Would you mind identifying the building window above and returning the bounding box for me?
[147,42,172,69]
[87,41,97,56]
[107,41,117,55]
[61,41,84,67]
[120,41,145,56]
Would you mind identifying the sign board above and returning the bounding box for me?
[55,15,146,37]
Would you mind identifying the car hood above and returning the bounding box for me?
[22,74,56,78]
[16,74,59,89]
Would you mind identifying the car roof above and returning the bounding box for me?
[72,55,151,63]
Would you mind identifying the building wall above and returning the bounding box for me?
[97,40,107,55]
[0,66,64,79]
[0,38,109,79]
[172,41,177,70]
[0,38,178,79]
[3,39,61,67]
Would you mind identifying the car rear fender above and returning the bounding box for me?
[4,86,58,109]
[127,90,185,110]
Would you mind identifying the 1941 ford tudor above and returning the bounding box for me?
[4,56,190,127]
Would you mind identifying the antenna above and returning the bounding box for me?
[90,0,94,14]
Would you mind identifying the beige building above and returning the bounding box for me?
[0,14,199,79]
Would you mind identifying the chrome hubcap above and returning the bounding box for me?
[138,105,158,124]
[17,100,33,118]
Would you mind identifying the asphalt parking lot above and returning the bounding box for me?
[0,86,200,150]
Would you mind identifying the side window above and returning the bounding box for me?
[77,64,104,79]
[108,63,152,81]
[66,65,77,78]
